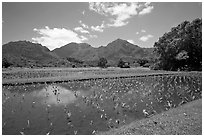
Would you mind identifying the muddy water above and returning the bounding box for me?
[2,75,202,135]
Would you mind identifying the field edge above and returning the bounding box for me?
[98,99,202,135]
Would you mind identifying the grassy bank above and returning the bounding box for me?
[99,99,202,135]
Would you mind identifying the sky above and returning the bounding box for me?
[2,2,202,50]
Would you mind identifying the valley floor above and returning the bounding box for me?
[98,99,202,135]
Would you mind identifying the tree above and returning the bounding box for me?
[117,59,125,68]
[98,57,108,68]
[153,18,202,71]
[117,59,130,68]
[2,57,12,68]
[137,58,149,66]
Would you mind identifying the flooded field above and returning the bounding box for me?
[2,74,202,135]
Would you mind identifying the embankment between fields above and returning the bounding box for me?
[2,71,201,86]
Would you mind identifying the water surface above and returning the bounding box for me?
[2,75,202,135]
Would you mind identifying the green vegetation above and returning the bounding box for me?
[2,57,13,68]
[136,58,149,67]
[153,18,202,71]
[98,57,108,68]
[66,57,84,64]
[117,59,130,68]
[99,99,202,135]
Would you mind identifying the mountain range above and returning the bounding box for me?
[2,39,155,68]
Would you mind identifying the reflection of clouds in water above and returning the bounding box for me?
[2,75,202,135]
[36,85,79,105]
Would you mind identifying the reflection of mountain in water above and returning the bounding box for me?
[2,75,202,135]
[36,85,81,105]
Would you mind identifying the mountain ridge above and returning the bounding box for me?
[2,39,155,67]
[52,38,154,62]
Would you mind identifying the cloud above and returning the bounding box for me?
[139,2,154,15]
[82,10,85,15]
[89,2,154,27]
[91,26,103,32]
[80,35,88,41]
[79,20,89,29]
[32,26,88,50]
[141,29,146,33]
[89,2,108,15]
[139,34,153,42]
[89,2,138,27]
[106,3,138,27]
[77,20,101,38]
[136,32,139,35]
[89,34,98,38]
[91,21,105,32]
[74,27,90,34]
[107,19,129,27]
[127,39,135,44]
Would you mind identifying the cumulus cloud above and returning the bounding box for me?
[79,20,89,29]
[139,34,153,42]
[106,3,138,27]
[74,27,90,34]
[91,21,105,32]
[79,35,88,41]
[141,29,146,33]
[127,39,135,44]
[89,2,154,27]
[77,20,100,38]
[32,26,88,50]
[89,2,138,27]
[136,32,139,35]
[139,2,154,15]
[107,19,129,27]
[89,34,98,38]
[82,10,85,15]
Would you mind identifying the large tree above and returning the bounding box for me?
[98,57,108,68]
[153,18,202,71]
